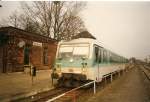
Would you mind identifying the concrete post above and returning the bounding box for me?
[118,71,121,77]
[94,81,96,94]
[111,74,113,82]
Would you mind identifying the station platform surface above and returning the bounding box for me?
[85,66,150,102]
[0,70,54,102]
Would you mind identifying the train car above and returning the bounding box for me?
[53,38,128,87]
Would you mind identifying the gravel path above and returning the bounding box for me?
[83,66,150,102]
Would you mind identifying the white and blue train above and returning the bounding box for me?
[54,38,128,87]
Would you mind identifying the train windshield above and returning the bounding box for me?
[58,44,89,59]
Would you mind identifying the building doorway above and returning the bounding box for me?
[24,47,30,65]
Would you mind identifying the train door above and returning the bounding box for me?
[94,46,102,81]
[94,46,98,81]
[98,47,103,81]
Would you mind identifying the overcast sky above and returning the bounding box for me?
[0,1,150,59]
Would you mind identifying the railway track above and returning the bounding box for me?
[12,88,70,102]
[12,84,94,102]
[45,81,96,102]
[141,65,150,81]
[35,88,71,102]
[50,88,90,102]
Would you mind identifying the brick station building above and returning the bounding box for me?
[0,26,57,73]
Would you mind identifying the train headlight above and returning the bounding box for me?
[69,58,74,63]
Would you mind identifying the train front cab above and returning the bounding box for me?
[54,39,128,87]
[54,41,93,87]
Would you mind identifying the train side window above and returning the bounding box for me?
[105,50,107,63]
[103,50,105,62]
[99,48,102,63]
[95,46,99,62]
[103,50,107,63]
[109,52,114,63]
[107,51,110,63]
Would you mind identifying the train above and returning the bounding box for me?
[52,38,128,87]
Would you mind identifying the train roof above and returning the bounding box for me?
[59,38,128,59]
[59,38,102,46]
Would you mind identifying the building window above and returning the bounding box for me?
[43,48,48,65]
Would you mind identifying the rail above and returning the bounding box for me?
[46,81,96,102]
[142,65,150,81]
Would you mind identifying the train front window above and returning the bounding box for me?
[58,46,73,59]
[58,44,89,59]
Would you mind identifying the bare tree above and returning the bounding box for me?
[18,14,39,33]
[0,1,86,41]
[0,10,40,33]
[9,11,20,28]
[20,1,86,40]
[60,15,86,40]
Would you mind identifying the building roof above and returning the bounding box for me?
[72,31,96,39]
[0,26,57,43]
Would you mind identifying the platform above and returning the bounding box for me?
[0,70,54,102]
